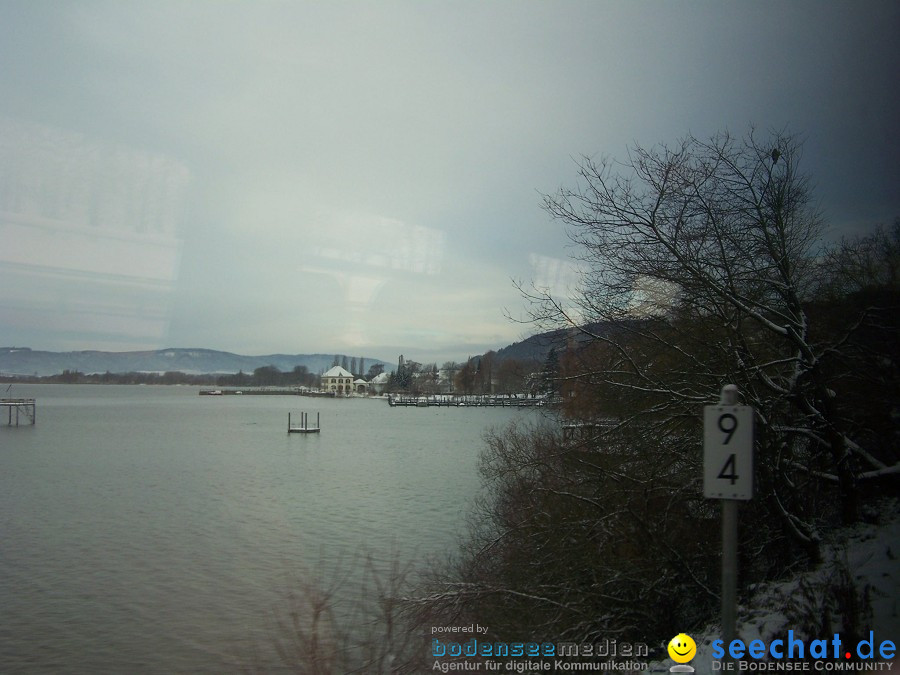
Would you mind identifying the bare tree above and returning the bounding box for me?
[415,131,898,653]
[526,129,898,555]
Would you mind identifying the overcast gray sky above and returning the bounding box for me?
[1,1,898,363]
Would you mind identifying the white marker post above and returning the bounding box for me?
[704,385,753,669]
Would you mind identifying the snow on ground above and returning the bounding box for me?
[644,500,899,673]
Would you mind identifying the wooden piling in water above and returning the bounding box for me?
[288,411,321,433]
[2,398,36,426]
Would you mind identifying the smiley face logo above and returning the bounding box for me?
[667,633,696,663]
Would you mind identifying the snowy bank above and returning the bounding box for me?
[644,501,899,673]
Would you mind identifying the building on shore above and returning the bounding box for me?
[369,371,390,395]
[321,366,354,394]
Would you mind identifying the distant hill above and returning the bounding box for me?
[493,321,640,365]
[0,347,392,377]
[493,328,571,364]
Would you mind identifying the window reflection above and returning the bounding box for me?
[0,118,189,350]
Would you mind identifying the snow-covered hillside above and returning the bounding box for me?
[646,501,899,673]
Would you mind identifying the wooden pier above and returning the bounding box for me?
[387,394,546,408]
[200,388,335,397]
[288,411,321,433]
[2,398,36,426]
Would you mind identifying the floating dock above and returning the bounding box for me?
[200,389,335,397]
[387,394,546,408]
[2,398,36,426]
[288,411,320,433]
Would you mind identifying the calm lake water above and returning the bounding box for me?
[0,385,536,673]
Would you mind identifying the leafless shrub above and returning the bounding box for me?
[244,552,429,674]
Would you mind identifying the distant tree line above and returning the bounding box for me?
[381,354,540,396]
[216,365,319,388]
[332,354,368,378]
[1,365,322,388]
[452,352,538,395]
[0,370,217,385]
